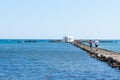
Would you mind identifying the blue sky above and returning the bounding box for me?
[0,0,120,39]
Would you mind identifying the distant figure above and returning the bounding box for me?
[94,39,99,48]
[75,40,79,43]
[89,40,92,48]
[78,40,82,44]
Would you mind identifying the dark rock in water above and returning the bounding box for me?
[24,40,37,43]
[17,41,21,43]
[49,40,62,42]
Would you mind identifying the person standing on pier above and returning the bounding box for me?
[94,39,99,48]
[78,40,82,44]
[89,40,93,48]
[94,39,99,51]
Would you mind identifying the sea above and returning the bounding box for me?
[0,39,120,80]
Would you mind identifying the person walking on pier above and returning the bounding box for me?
[94,39,99,51]
[94,39,99,48]
[89,40,92,48]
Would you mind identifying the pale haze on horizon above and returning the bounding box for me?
[0,0,120,39]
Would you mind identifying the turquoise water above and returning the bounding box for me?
[99,41,120,53]
[0,40,120,80]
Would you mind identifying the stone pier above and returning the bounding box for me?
[71,42,120,69]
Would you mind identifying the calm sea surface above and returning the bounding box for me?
[0,40,120,80]
[99,41,120,53]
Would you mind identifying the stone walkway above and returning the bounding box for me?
[71,42,120,69]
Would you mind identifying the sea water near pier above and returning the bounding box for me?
[99,40,120,53]
[0,40,120,80]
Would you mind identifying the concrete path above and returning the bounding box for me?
[71,42,120,69]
